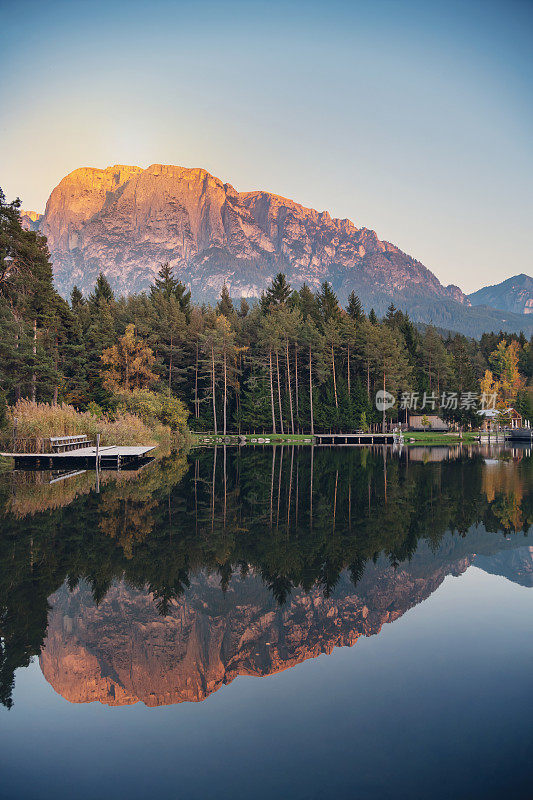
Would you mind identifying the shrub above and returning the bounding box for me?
[87,401,104,419]
[115,389,189,433]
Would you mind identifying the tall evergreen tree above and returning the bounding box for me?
[150,262,179,300]
[296,283,320,323]
[89,273,115,307]
[70,285,84,309]
[261,272,292,311]
[346,291,364,321]
[317,281,340,322]
[217,283,234,317]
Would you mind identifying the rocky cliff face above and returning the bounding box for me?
[30,163,468,307]
[19,209,43,231]
[468,273,533,315]
[39,558,466,707]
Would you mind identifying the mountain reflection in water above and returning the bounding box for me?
[0,444,531,709]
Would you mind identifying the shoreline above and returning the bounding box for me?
[191,431,481,446]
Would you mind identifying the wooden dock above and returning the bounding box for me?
[193,432,397,447]
[314,433,395,445]
[0,445,157,469]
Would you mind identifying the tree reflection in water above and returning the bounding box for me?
[0,444,531,708]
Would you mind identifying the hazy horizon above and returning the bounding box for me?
[1,0,532,293]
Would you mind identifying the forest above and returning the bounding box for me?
[1,188,532,436]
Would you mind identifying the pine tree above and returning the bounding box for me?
[217,283,234,317]
[0,188,61,401]
[385,303,397,322]
[89,273,115,307]
[70,285,84,309]
[148,293,187,395]
[174,280,191,319]
[238,297,250,318]
[150,262,179,300]
[421,325,452,394]
[261,273,292,311]
[346,291,364,321]
[366,324,412,431]
[149,262,191,319]
[238,372,271,430]
[297,283,320,323]
[317,281,340,322]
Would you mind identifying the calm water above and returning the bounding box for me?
[1,444,532,799]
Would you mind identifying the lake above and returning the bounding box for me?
[1,444,532,799]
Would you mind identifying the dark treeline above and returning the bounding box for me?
[1,189,533,432]
[1,445,531,707]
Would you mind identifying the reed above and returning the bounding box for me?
[1,400,173,451]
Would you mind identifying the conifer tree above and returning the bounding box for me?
[235,297,249,318]
[89,273,114,307]
[346,291,364,321]
[317,281,340,321]
[151,262,179,300]
[217,283,234,317]
[261,273,291,311]
[174,280,192,319]
[0,188,61,401]
[297,283,320,323]
[386,302,397,322]
[70,285,85,309]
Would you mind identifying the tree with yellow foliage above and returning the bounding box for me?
[101,323,157,393]
[488,340,525,406]
[479,369,501,406]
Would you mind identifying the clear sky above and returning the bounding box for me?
[1,0,531,293]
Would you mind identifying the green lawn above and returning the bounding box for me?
[404,430,478,443]
[241,433,312,442]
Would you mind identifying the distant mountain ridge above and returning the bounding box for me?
[21,163,533,337]
[468,273,533,315]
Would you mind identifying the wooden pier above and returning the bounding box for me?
[0,445,157,469]
[314,433,395,445]
[193,432,397,447]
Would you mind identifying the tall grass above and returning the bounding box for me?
[2,400,173,451]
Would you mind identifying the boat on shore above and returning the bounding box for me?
[505,427,533,442]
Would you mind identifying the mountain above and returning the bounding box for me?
[24,163,533,336]
[474,546,533,587]
[39,533,531,708]
[19,209,43,231]
[468,273,533,315]
[38,557,466,707]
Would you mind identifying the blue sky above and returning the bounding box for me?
[1,0,531,292]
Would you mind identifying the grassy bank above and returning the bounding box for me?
[192,431,480,446]
[241,433,313,443]
[404,431,478,443]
